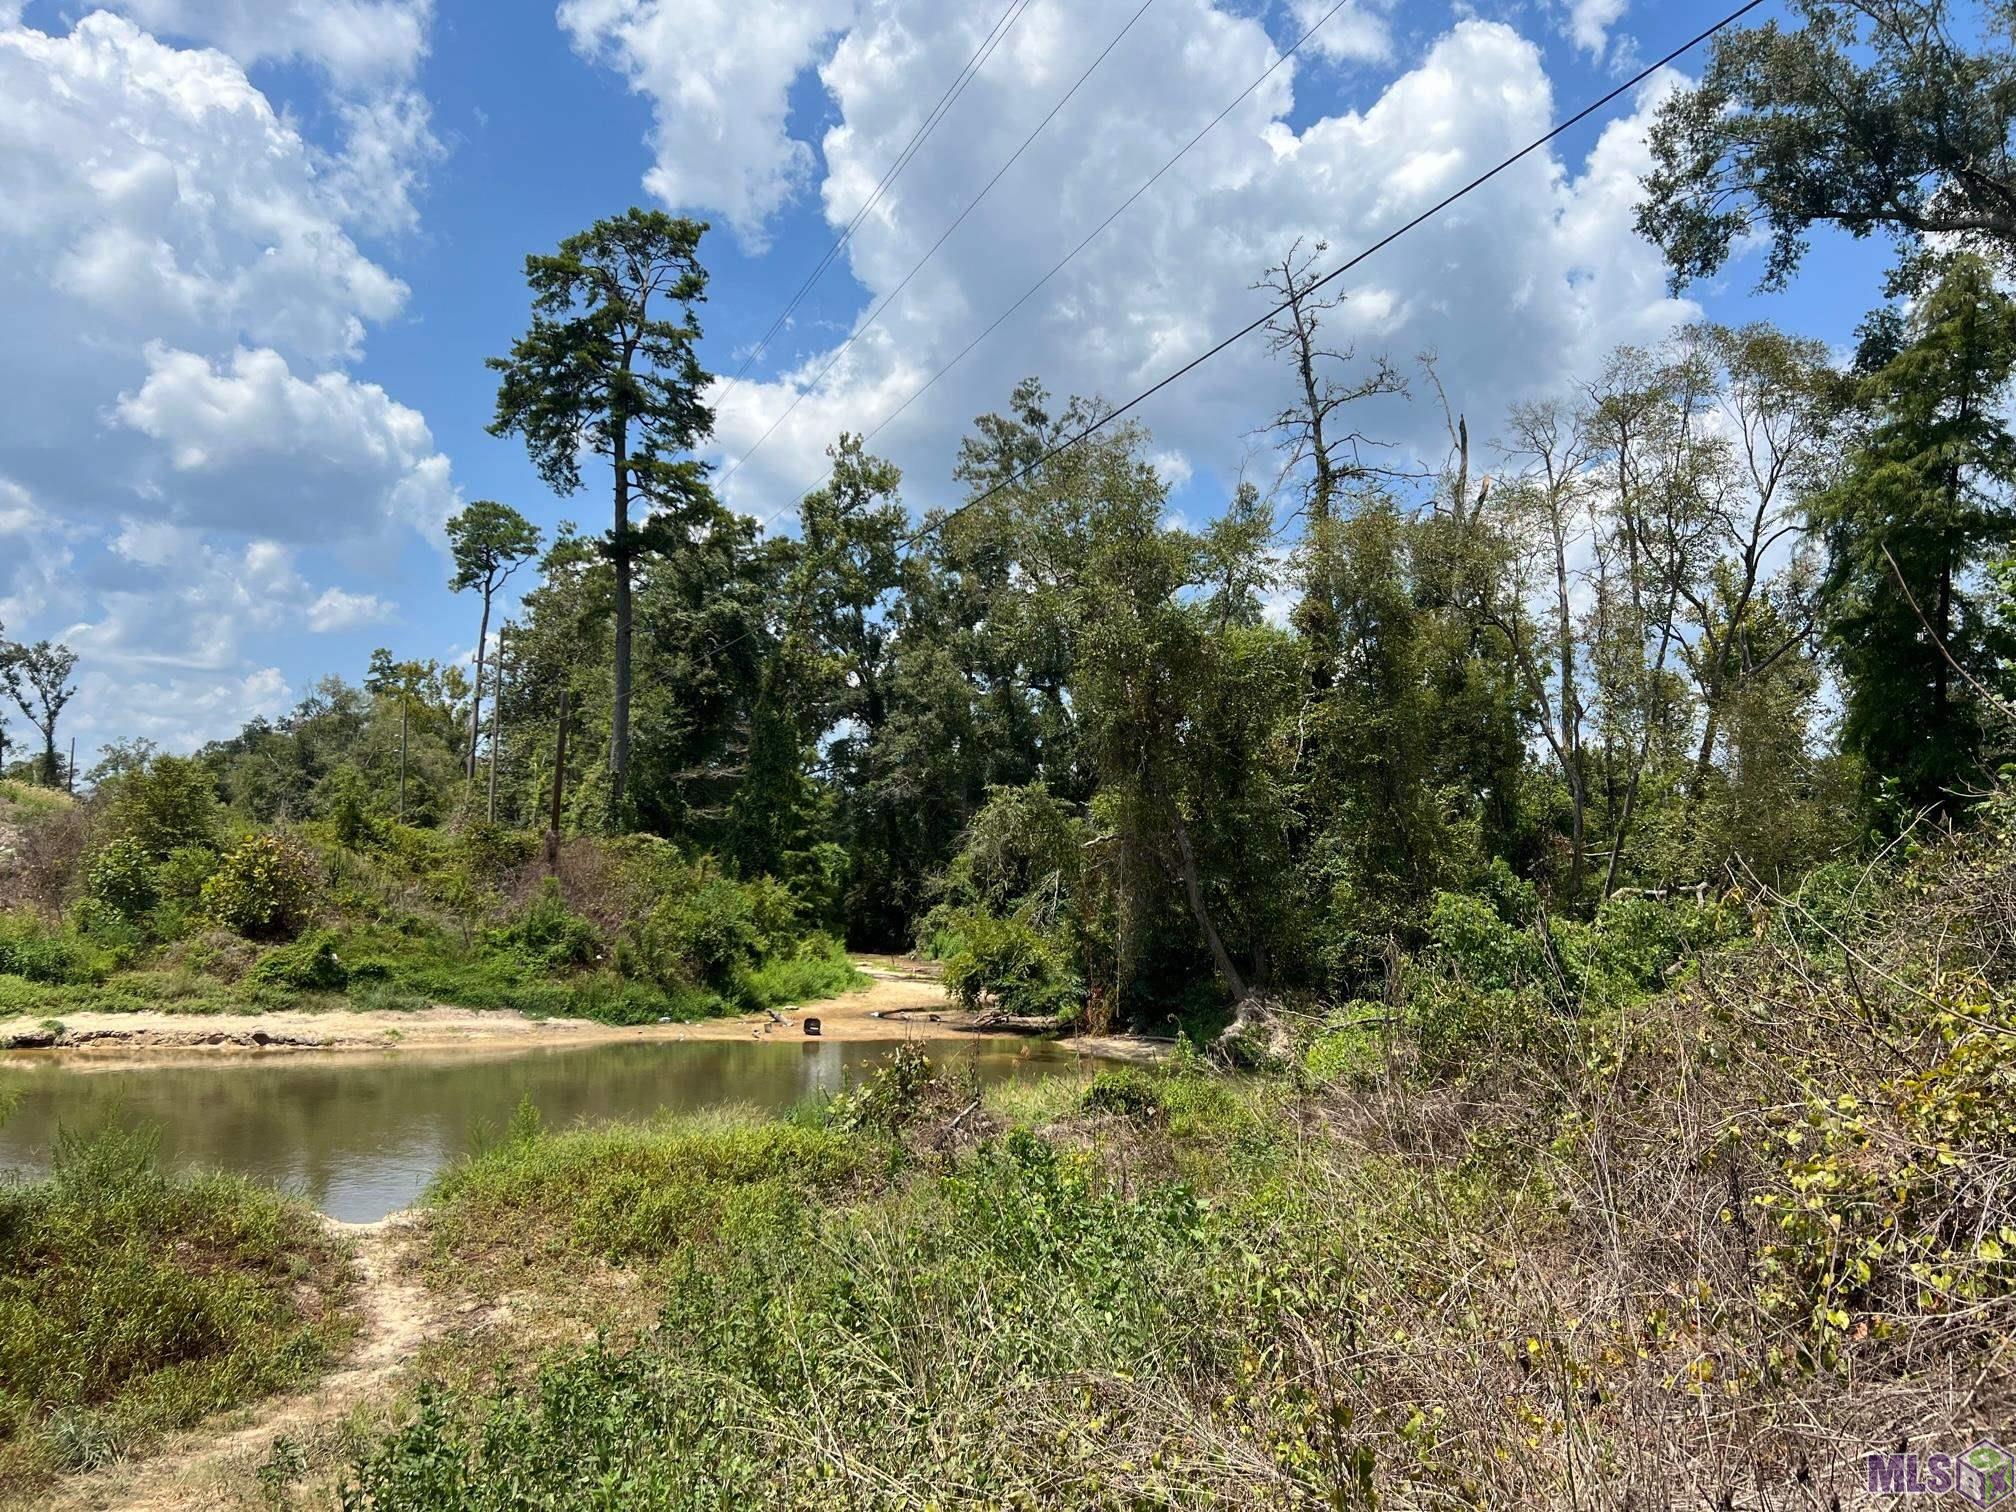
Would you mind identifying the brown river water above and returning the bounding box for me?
[0,1037,1096,1222]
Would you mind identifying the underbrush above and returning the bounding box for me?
[422,1105,866,1275]
[339,820,2016,1508]
[0,1127,353,1496]
[0,803,865,1027]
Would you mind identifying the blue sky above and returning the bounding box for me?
[0,0,1901,764]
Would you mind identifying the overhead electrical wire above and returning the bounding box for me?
[706,0,1766,664]
[716,0,1164,490]
[713,0,1036,410]
[733,0,1357,539]
[888,0,1768,551]
[857,0,1360,467]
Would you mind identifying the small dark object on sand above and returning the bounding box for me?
[803,1017,822,1037]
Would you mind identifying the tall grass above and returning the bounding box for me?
[343,819,2016,1508]
[0,1127,353,1495]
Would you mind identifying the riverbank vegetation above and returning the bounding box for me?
[0,1128,353,1498]
[0,750,862,1033]
[4,0,2016,1503]
[213,802,1998,1507]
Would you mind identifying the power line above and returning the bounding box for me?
[892,0,1766,551]
[713,0,1034,411]
[710,0,1765,663]
[742,0,1358,539]
[860,0,1360,461]
[716,0,1164,491]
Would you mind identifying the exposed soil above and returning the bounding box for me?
[36,1213,456,1512]
[0,960,1160,1068]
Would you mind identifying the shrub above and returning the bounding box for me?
[831,1043,936,1133]
[85,837,158,919]
[248,931,350,993]
[103,755,219,860]
[1079,1066,1164,1120]
[456,822,535,883]
[0,799,90,918]
[736,934,863,1009]
[619,876,773,994]
[200,833,321,940]
[939,909,1081,1019]
[0,913,110,986]
[1424,891,1545,992]
[489,880,601,971]
[315,764,383,850]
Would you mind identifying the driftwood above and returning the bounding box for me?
[1211,994,1299,1066]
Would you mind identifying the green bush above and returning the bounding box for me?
[1424,891,1545,992]
[1302,1006,1385,1086]
[248,931,350,993]
[455,822,535,882]
[736,934,862,1010]
[939,909,1081,1019]
[85,838,158,919]
[488,881,601,971]
[103,755,219,860]
[1079,1066,1164,1120]
[0,913,111,986]
[200,833,321,940]
[0,1127,350,1495]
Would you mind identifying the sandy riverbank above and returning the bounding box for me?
[0,962,1163,1066]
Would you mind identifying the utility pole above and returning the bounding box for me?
[487,632,504,824]
[546,688,569,869]
[398,695,409,824]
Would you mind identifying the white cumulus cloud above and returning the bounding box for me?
[558,0,855,248]
[115,345,457,540]
[1565,0,1628,60]
[307,586,395,633]
[107,0,432,84]
[0,9,450,753]
[697,4,1698,524]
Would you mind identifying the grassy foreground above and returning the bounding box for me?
[304,815,2016,1507]
[12,813,2016,1507]
[0,1128,354,1498]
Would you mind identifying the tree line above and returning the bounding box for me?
[41,0,2016,1030]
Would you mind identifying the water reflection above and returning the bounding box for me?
[0,1038,1088,1222]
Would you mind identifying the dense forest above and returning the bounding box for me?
[6,0,2016,1505]
[16,231,2009,1043]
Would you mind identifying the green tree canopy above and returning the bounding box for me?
[1813,254,2016,814]
[489,208,719,824]
[1638,0,2016,292]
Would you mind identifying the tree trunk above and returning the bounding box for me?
[1555,536,1584,898]
[466,589,493,781]
[1935,553,1953,721]
[41,726,56,788]
[611,424,633,824]
[1172,817,1247,1002]
[398,700,409,824]
[488,644,503,824]
[1686,703,1721,808]
[548,689,570,869]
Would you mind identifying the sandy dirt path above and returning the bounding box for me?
[37,1214,453,1512]
[3,962,949,1058]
